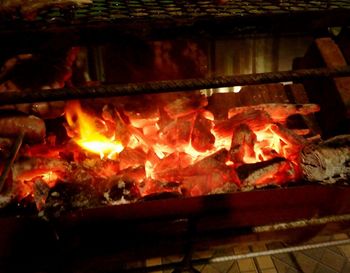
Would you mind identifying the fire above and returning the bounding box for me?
[65,101,124,159]
[244,124,298,164]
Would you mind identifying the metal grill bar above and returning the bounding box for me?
[1,66,350,105]
[1,0,350,36]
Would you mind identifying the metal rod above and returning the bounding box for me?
[210,238,350,263]
[253,214,350,232]
[0,131,24,192]
[1,66,350,106]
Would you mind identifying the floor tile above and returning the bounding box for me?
[261,269,278,273]
[314,263,338,273]
[321,249,346,272]
[338,244,350,258]
[302,248,325,260]
[237,258,257,272]
[201,264,221,273]
[255,255,275,270]
[271,257,290,273]
[294,252,318,273]
[211,260,235,273]
[227,262,241,273]
[341,261,350,273]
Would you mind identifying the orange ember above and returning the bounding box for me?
[65,101,124,159]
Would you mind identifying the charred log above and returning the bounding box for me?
[301,135,350,184]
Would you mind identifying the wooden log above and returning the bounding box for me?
[228,103,320,122]
[300,134,350,184]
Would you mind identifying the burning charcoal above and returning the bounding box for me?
[229,124,257,164]
[103,178,141,205]
[236,157,298,190]
[301,135,350,184]
[228,104,320,123]
[182,149,229,176]
[164,94,208,119]
[119,148,147,170]
[214,110,272,140]
[43,182,101,218]
[33,179,51,210]
[0,115,46,143]
[141,178,183,197]
[209,182,239,195]
[191,113,215,152]
[12,158,69,182]
[101,104,131,146]
[269,123,307,160]
[159,114,194,148]
[182,171,237,197]
[153,152,192,181]
[117,166,146,183]
[122,96,160,128]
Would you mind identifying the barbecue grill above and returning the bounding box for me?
[0,1,350,273]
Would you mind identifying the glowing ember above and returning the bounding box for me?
[65,101,124,159]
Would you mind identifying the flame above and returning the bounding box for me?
[65,101,124,159]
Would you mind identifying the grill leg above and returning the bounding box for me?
[172,219,200,273]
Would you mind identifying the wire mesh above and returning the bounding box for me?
[1,0,350,30]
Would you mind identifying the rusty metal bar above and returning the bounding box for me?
[1,66,350,106]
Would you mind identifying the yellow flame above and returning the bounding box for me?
[65,101,124,159]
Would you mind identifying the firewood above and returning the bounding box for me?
[237,157,298,190]
[300,134,350,184]
[228,103,320,122]
[229,124,257,163]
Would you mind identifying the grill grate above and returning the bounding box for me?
[1,0,350,35]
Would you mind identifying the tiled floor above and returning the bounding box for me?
[151,233,350,273]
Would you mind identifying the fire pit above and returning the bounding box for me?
[0,1,350,273]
